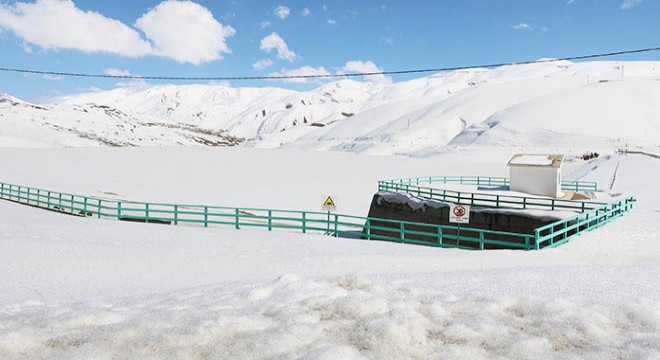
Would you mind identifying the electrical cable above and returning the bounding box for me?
[1,46,659,81]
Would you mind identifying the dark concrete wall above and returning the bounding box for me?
[365,193,576,250]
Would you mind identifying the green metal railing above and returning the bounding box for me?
[378,176,603,212]
[534,197,636,249]
[381,175,598,192]
[0,177,633,251]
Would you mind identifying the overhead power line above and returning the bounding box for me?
[1,46,659,81]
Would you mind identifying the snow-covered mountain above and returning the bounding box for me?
[1,60,659,153]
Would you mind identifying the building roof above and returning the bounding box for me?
[507,154,564,168]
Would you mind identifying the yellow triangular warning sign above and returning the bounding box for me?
[323,196,335,207]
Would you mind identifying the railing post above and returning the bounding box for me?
[70,195,74,213]
[334,214,338,237]
[429,188,433,199]
[457,224,461,248]
[496,195,500,207]
[268,210,272,231]
[36,189,40,207]
[174,205,178,225]
[117,202,121,220]
[98,199,102,218]
[146,203,150,224]
[235,208,240,229]
[83,197,88,216]
[479,232,485,250]
[523,197,527,209]
[47,191,51,208]
[534,229,540,250]
[581,202,585,213]
[17,186,21,203]
[204,206,208,227]
[27,188,30,205]
[302,212,306,233]
[551,199,555,211]
[0,183,4,198]
[437,226,443,245]
[525,236,530,251]
[400,223,405,242]
[58,193,62,210]
[365,218,371,240]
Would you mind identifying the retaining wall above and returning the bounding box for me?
[365,192,578,249]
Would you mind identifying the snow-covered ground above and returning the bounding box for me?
[0,146,658,359]
[1,59,659,359]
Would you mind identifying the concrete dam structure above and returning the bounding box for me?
[366,192,579,250]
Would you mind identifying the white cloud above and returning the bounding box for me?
[274,5,290,20]
[252,58,274,71]
[259,32,297,62]
[512,23,532,30]
[260,20,271,28]
[322,4,327,11]
[302,7,310,16]
[379,36,394,45]
[327,19,336,25]
[621,0,642,9]
[567,0,576,4]
[267,60,391,84]
[339,60,392,84]
[0,0,152,57]
[381,4,388,10]
[268,66,331,83]
[43,74,63,81]
[135,0,235,65]
[209,80,231,87]
[104,68,132,77]
[0,0,235,65]
[102,68,147,88]
[541,26,551,33]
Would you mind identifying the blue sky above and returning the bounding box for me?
[0,0,659,101]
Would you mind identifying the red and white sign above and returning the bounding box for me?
[449,204,470,224]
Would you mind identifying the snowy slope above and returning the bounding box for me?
[2,60,659,154]
[0,147,658,359]
[0,93,242,147]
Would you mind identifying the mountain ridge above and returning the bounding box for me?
[1,60,659,154]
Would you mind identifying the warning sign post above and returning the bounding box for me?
[449,204,470,224]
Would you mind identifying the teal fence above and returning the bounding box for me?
[0,178,634,251]
[379,176,602,212]
[378,182,604,212]
[381,175,598,192]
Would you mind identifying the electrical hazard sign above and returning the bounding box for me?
[322,196,336,211]
[449,204,470,224]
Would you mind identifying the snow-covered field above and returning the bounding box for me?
[0,60,659,359]
[0,146,659,359]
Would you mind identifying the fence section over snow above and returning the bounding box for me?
[0,178,634,251]
[378,181,603,212]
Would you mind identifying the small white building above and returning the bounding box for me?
[507,154,564,198]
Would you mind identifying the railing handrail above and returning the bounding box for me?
[378,181,605,212]
[380,175,598,192]
[0,177,633,251]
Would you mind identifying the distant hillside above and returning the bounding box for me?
[1,60,659,154]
